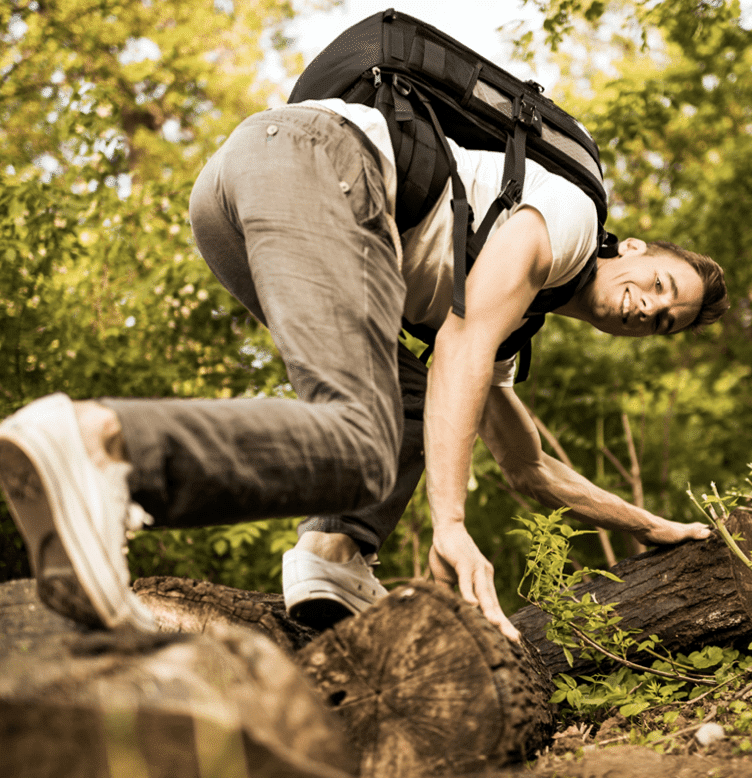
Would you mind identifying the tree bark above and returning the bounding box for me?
[510,508,752,677]
[132,574,319,653]
[0,580,355,778]
[295,580,556,777]
[1,577,554,777]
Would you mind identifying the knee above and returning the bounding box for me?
[356,423,401,507]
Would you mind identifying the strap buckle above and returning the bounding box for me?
[499,178,522,210]
[392,73,412,97]
[513,95,543,136]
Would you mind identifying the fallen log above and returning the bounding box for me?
[510,507,752,677]
[295,580,556,777]
[1,577,555,778]
[0,580,356,778]
[132,574,318,653]
[7,507,750,777]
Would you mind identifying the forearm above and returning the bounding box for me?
[424,333,492,532]
[423,334,521,640]
[519,452,663,535]
[480,386,709,545]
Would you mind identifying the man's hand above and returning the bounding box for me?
[429,525,521,642]
[632,519,711,546]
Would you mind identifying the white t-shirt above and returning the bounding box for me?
[299,99,598,386]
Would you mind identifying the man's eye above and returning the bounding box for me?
[656,277,663,291]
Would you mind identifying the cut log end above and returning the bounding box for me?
[296,580,556,777]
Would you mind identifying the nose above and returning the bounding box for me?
[638,294,654,319]
[639,293,667,325]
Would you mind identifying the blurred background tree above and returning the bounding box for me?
[1,1,750,613]
[0,0,303,581]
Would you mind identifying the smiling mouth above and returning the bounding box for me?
[621,288,631,324]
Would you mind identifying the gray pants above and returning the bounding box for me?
[104,106,427,552]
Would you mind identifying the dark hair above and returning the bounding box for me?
[645,240,729,331]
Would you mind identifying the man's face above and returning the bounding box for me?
[586,240,704,337]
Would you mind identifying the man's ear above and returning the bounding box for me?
[617,237,648,256]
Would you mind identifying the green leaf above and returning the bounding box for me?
[620,701,650,717]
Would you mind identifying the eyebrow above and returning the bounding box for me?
[667,272,679,300]
[662,272,679,335]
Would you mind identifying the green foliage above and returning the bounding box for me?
[514,508,648,671]
[0,0,312,584]
[3,0,752,602]
[126,519,300,591]
[515,505,752,726]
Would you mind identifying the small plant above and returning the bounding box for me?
[686,467,752,572]
[511,503,752,723]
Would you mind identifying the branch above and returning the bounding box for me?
[568,623,716,686]
[621,412,646,556]
[621,412,644,511]
[600,445,631,484]
[522,403,617,568]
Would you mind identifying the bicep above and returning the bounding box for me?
[448,206,553,359]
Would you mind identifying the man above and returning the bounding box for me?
[0,96,728,640]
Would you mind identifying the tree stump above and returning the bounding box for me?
[296,580,556,778]
[510,507,752,677]
[0,580,355,778]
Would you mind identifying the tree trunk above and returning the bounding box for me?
[510,507,752,677]
[295,580,556,778]
[5,509,751,776]
[1,577,554,777]
[0,580,356,778]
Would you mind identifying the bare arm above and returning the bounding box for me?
[425,207,551,641]
[478,385,711,544]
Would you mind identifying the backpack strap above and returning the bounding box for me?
[407,82,474,320]
[374,75,451,231]
[403,244,601,377]
[464,95,543,288]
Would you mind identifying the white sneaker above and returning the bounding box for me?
[0,393,156,631]
[283,546,388,630]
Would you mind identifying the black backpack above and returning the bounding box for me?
[288,8,617,381]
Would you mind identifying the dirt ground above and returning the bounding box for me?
[495,700,752,778]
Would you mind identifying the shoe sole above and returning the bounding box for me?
[284,579,377,630]
[288,596,355,631]
[0,402,155,632]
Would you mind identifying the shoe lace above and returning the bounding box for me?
[125,502,154,533]
[102,462,155,535]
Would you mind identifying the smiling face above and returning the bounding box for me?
[578,239,704,337]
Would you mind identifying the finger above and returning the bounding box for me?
[474,569,508,626]
[473,574,521,642]
[456,565,480,609]
[428,545,458,589]
[500,617,521,643]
